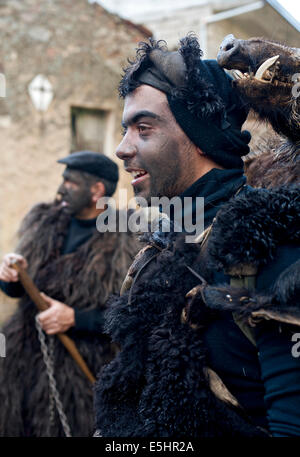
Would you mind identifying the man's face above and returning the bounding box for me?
[56,169,93,216]
[116,85,197,203]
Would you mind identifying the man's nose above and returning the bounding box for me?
[57,182,66,195]
[115,136,137,161]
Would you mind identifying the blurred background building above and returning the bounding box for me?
[94,0,299,52]
[0,0,150,322]
[0,0,299,322]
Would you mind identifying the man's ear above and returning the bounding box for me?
[91,181,106,202]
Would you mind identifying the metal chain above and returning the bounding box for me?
[48,337,56,435]
[35,315,72,437]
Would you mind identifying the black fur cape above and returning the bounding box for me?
[201,186,300,329]
[94,186,299,437]
[0,203,139,437]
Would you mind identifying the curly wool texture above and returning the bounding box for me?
[94,235,266,437]
[208,186,300,271]
[0,203,139,437]
[119,35,227,123]
[173,35,226,121]
[119,38,167,98]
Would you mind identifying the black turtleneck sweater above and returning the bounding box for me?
[179,167,246,227]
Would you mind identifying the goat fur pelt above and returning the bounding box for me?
[0,203,138,437]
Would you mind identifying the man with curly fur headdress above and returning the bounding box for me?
[94,35,300,437]
[0,150,139,437]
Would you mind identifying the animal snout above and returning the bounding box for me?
[217,34,240,67]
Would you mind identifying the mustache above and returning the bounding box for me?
[55,191,72,205]
[124,160,148,171]
[57,189,71,199]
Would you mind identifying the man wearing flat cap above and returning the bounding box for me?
[0,151,138,436]
[94,35,300,437]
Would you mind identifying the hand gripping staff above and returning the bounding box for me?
[11,260,96,384]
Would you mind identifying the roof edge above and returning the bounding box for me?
[88,0,152,37]
[266,0,300,32]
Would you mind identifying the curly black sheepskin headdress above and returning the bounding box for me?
[119,34,251,169]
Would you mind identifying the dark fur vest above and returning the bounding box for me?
[0,203,139,437]
[94,186,299,437]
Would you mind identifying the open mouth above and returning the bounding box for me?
[232,55,281,84]
[128,169,149,186]
[56,195,69,207]
[56,194,69,207]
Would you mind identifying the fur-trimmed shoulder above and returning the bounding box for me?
[208,186,300,272]
[197,258,300,329]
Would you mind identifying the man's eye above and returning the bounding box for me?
[138,125,150,134]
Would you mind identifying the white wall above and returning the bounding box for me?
[90,0,251,22]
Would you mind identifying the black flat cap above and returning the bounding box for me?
[57,150,119,182]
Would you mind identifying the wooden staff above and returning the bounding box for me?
[11,260,96,384]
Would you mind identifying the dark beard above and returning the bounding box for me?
[150,163,181,200]
[61,187,93,216]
